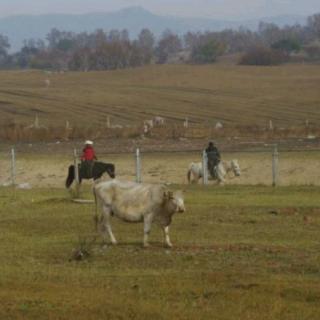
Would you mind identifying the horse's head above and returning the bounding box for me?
[106,164,116,179]
[231,160,241,176]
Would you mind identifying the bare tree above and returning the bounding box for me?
[0,34,10,66]
[138,29,155,64]
[155,30,182,64]
[307,14,320,39]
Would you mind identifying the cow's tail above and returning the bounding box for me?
[93,186,99,232]
[66,165,75,189]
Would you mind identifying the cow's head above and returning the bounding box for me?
[164,190,185,213]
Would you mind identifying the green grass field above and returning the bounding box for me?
[1,185,320,319]
[1,64,320,127]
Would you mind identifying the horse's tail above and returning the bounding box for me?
[66,165,75,189]
[187,162,200,184]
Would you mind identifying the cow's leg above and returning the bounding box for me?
[162,226,172,248]
[101,205,117,245]
[143,214,153,247]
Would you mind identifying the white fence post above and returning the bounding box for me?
[272,145,279,187]
[73,149,80,196]
[269,119,274,131]
[136,148,141,183]
[202,150,208,185]
[11,148,16,186]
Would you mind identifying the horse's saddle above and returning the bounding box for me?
[80,160,94,179]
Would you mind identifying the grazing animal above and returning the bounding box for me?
[93,180,185,247]
[144,119,154,128]
[45,79,51,88]
[187,160,241,184]
[153,116,165,126]
[65,161,115,188]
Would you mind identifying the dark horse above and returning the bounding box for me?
[65,161,115,188]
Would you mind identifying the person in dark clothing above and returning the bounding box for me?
[205,141,221,178]
[80,140,97,178]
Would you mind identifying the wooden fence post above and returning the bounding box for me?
[269,119,274,131]
[272,145,279,187]
[202,150,208,185]
[11,148,16,186]
[73,149,80,196]
[136,148,141,183]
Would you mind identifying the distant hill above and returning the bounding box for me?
[0,6,307,52]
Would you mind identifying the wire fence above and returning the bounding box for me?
[1,146,320,189]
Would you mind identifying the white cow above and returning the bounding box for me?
[93,180,185,248]
[44,79,51,88]
[144,119,154,128]
[153,116,165,126]
[187,160,241,184]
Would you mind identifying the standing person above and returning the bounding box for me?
[81,140,97,178]
[205,141,221,178]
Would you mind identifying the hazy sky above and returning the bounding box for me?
[0,0,319,19]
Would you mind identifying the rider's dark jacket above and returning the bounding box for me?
[205,145,220,162]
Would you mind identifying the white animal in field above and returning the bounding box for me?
[93,180,185,247]
[144,119,154,128]
[187,160,241,184]
[153,116,165,125]
[44,79,51,88]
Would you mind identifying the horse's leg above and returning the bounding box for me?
[195,172,200,184]
[216,164,226,185]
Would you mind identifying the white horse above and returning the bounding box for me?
[187,160,241,184]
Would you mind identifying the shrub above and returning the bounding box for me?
[271,39,301,54]
[239,46,288,66]
[190,40,226,64]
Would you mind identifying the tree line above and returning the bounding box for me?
[0,13,320,70]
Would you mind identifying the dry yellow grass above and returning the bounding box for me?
[1,64,320,128]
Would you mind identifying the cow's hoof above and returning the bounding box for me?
[111,241,118,245]
[165,243,173,248]
[143,243,150,248]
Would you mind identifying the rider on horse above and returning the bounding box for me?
[205,141,221,179]
[81,140,97,178]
